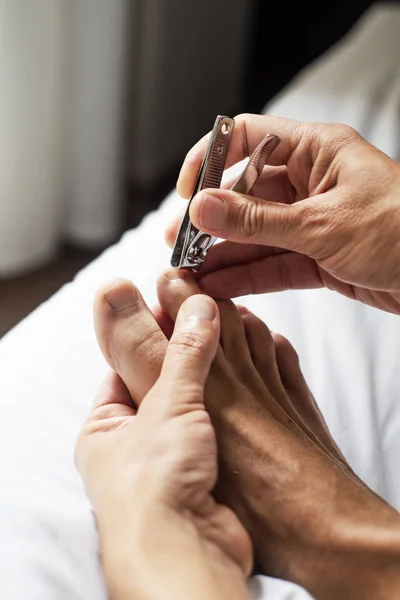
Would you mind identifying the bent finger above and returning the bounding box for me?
[199,252,323,299]
[177,114,308,199]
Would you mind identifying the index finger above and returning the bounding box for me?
[177,114,305,199]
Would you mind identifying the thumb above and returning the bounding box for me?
[152,294,219,410]
[189,188,314,254]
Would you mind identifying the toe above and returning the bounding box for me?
[273,333,320,421]
[239,307,276,374]
[152,303,174,339]
[94,278,167,404]
[273,333,347,462]
[157,270,254,373]
[241,311,311,427]
[217,301,254,368]
[157,268,201,321]
[240,310,286,397]
[272,334,303,387]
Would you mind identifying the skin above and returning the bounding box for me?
[76,273,400,600]
[76,115,400,599]
[165,114,400,313]
[75,289,252,600]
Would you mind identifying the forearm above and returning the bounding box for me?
[97,504,250,600]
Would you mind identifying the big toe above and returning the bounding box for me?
[94,278,167,404]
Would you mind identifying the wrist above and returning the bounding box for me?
[97,501,249,600]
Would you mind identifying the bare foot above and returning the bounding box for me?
[157,269,400,600]
[157,269,353,472]
[91,270,400,600]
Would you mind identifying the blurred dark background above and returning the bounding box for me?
[246,0,377,112]
[130,0,377,219]
[0,0,381,336]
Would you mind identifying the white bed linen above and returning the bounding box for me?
[1,3,400,599]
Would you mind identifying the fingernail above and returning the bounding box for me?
[105,280,139,312]
[237,305,250,316]
[182,295,217,322]
[192,192,227,231]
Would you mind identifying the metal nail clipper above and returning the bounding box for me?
[171,115,280,271]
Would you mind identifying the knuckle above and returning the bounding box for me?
[295,200,319,223]
[236,197,266,240]
[295,200,344,260]
[233,112,251,123]
[233,113,251,156]
[332,123,357,138]
[306,122,360,156]
[328,123,360,149]
[170,330,209,355]
[296,200,332,232]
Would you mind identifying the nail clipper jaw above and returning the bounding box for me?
[171,118,281,271]
[171,115,235,270]
[181,232,215,271]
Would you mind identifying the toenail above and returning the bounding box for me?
[163,269,181,281]
[105,280,139,312]
[163,268,194,283]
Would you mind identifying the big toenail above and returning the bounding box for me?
[105,280,139,312]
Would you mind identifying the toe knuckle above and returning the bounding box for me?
[273,333,299,362]
[216,299,237,323]
[273,332,289,347]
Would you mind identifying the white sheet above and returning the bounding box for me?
[1,3,400,599]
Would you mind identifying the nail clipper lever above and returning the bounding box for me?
[171,117,280,271]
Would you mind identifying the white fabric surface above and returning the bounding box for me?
[0,1,131,277]
[268,3,400,159]
[1,3,400,599]
[0,0,65,276]
[65,0,130,247]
